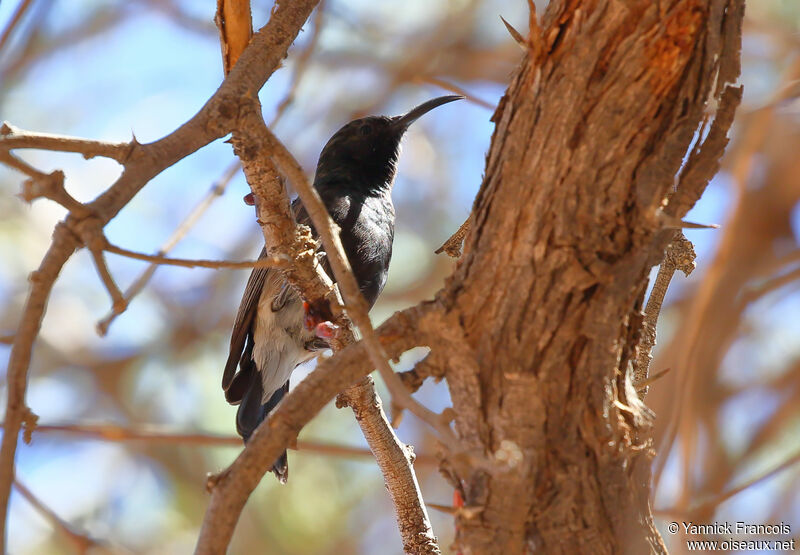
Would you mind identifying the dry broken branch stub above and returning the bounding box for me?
[0,121,134,162]
[633,233,696,395]
[1,153,91,216]
[97,159,241,335]
[435,217,470,257]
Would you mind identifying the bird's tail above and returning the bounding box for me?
[234,369,290,483]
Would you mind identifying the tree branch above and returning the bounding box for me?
[416,77,494,110]
[12,422,438,465]
[0,122,133,162]
[97,160,241,335]
[203,5,440,550]
[263,126,459,449]
[0,0,36,53]
[0,1,322,549]
[336,376,441,553]
[103,241,286,270]
[223,95,441,553]
[195,303,440,554]
[89,241,128,313]
[13,477,103,553]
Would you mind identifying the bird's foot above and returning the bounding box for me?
[303,301,339,339]
[315,321,339,340]
[302,301,322,330]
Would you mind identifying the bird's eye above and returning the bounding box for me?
[359,124,372,136]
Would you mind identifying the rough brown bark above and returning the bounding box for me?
[435,1,744,553]
[1,0,746,552]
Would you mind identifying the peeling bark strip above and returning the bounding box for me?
[440,1,743,553]
[216,0,253,74]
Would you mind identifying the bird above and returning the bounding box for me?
[222,95,462,482]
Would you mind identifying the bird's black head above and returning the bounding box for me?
[314,95,463,195]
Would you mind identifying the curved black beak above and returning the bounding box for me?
[393,95,463,131]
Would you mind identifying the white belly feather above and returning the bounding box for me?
[252,283,315,403]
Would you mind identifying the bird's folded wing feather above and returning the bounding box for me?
[222,197,315,397]
[222,245,269,393]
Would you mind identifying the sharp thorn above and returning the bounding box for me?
[679,220,720,230]
[657,210,719,230]
[500,16,527,51]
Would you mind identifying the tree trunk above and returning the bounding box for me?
[438,1,743,552]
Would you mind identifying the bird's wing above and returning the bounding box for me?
[223,197,311,399]
[222,245,269,396]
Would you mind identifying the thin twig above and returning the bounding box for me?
[96,160,240,335]
[1,5,119,88]
[416,76,494,110]
[269,0,326,127]
[13,477,102,553]
[737,264,800,307]
[154,160,240,255]
[103,241,285,270]
[635,367,671,391]
[0,0,35,52]
[0,122,133,163]
[89,245,127,313]
[665,450,800,517]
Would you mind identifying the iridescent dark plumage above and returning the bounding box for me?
[222,95,462,482]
